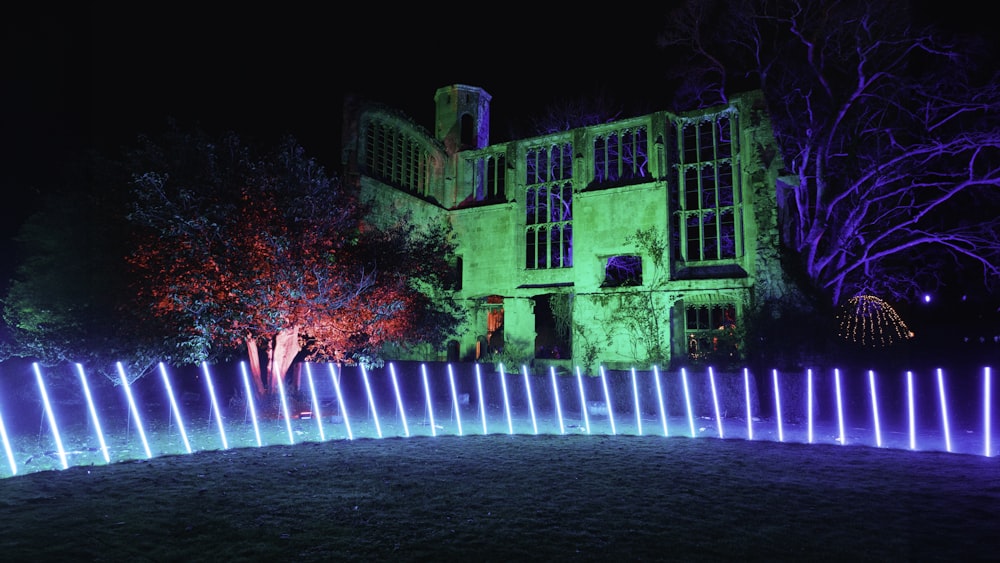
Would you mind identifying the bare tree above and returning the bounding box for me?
[659,0,1000,305]
[527,89,624,135]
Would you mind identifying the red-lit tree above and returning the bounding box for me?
[126,127,462,397]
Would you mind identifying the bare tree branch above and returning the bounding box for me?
[660,0,1000,305]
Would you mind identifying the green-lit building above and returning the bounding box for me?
[341,85,790,373]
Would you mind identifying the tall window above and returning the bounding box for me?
[363,119,433,197]
[525,142,573,269]
[468,152,506,202]
[593,126,648,186]
[673,114,742,262]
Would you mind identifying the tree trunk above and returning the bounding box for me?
[245,337,265,397]
[264,326,301,397]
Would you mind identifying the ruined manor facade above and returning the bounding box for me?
[341,85,788,373]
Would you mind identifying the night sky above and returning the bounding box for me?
[1,6,673,284]
[2,4,994,313]
[2,7,668,200]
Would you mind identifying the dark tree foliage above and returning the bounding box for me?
[2,166,173,383]
[658,0,1000,305]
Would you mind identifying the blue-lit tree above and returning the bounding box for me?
[658,0,1000,306]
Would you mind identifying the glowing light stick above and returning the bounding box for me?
[744,368,753,440]
[116,362,152,459]
[654,366,668,437]
[201,362,229,450]
[277,362,295,444]
[772,369,784,443]
[709,367,723,439]
[305,363,325,441]
[34,363,68,469]
[239,362,262,447]
[551,367,565,435]
[522,365,538,435]
[906,371,916,450]
[0,406,15,475]
[78,363,111,461]
[389,363,410,437]
[575,367,591,434]
[600,366,617,435]
[937,368,952,453]
[475,364,487,435]
[631,368,643,436]
[499,364,513,435]
[447,364,463,436]
[835,368,846,445]
[328,364,353,440]
[361,365,383,438]
[421,364,437,437]
[158,362,192,454]
[806,369,813,444]
[680,368,694,437]
[868,370,882,448]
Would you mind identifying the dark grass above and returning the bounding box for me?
[0,433,998,562]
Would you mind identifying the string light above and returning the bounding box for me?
[837,295,914,347]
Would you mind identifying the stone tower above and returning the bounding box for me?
[434,84,491,154]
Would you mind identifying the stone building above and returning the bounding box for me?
[341,85,788,374]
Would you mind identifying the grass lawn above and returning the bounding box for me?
[0,429,997,562]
